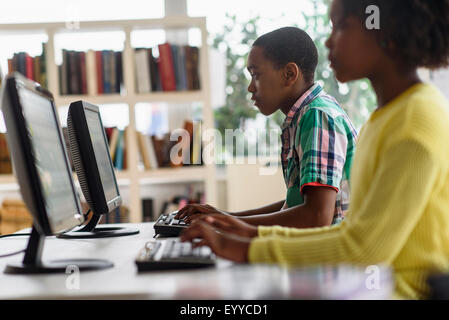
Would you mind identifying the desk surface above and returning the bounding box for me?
[0,223,393,299]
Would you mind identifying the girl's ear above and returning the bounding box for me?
[283,62,300,86]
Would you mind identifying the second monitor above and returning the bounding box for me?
[59,100,139,238]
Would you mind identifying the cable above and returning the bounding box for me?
[0,233,29,258]
[0,233,31,239]
[0,249,25,258]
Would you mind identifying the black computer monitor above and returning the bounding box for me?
[0,73,113,274]
[59,100,138,238]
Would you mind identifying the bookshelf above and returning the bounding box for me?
[0,16,217,223]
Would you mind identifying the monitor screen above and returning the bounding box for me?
[84,108,119,202]
[16,83,81,232]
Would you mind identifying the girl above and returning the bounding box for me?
[180,0,449,299]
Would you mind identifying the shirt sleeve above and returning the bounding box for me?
[249,139,439,266]
[297,108,349,193]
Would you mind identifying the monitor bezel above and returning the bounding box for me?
[2,73,84,235]
[68,100,122,215]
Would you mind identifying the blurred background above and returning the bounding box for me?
[0,0,447,232]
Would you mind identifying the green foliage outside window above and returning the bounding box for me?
[211,1,377,158]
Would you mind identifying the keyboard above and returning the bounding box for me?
[153,211,189,237]
[135,239,216,272]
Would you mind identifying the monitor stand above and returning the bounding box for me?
[4,226,113,274]
[58,211,140,239]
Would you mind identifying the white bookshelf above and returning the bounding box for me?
[0,16,217,223]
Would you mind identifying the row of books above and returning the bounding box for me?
[105,127,128,170]
[7,43,48,89]
[59,49,123,96]
[0,133,12,174]
[135,43,200,93]
[135,120,203,170]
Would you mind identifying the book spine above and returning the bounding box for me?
[114,130,124,170]
[25,54,34,81]
[61,49,68,95]
[86,50,98,95]
[158,43,176,91]
[115,51,122,93]
[109,51,116,95]
[103,51,111,94]
[80,51,87,94]
[135,49,151,93]
[96,51,103,94]
[33,56,41,85]
[40,42,47,88]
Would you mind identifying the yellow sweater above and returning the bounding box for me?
[249,83,449,299]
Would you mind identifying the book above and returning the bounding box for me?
[40,42,48,88]
[158,43,176,91]
[137,131,151,170]
[115,51,123,93]
[68,50,80,94]
[114,129,125,170]
[109,51,117,95]
[146,135,159,170]
[0,133,12,174]
[79,51,87,94]
[135,49,151,93]
[103,51,111,93]
[61,50,69,95]
[96,51,103,94]
[148,48,161,92]
[192,120,202,165]
[177,45,188,90]
[108,127,120,162]
[86,50,98,95]
[33,56,41,85]
[123,127,128,170]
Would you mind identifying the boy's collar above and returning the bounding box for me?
[281,82,323,129]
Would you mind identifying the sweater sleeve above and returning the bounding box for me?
[249,139,439,266]
[258,222,342,238]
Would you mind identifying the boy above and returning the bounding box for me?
[177,27,357,228]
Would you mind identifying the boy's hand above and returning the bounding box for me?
[197,215,258,238]
[180,220,251,263]
[175,204,229,222]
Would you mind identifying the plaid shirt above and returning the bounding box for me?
[281,83,358,224]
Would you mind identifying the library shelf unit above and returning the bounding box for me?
[0,16,217,223]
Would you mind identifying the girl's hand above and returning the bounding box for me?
[197,214,258,239]
[179,220,251,263]
[175,204,229,222]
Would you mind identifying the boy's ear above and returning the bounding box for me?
[283,62,300,86]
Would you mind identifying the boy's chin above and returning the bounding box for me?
[258,108,276,116]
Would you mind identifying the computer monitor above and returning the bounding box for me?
[1,73,113,273]
[59,100,139,238]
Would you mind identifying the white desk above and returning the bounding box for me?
[0,223,393,299]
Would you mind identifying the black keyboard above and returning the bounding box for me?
[153,211,189,237]
[135,239,216,271]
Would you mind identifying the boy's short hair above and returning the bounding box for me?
[340,0,449,69]
[253,27,318,84]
